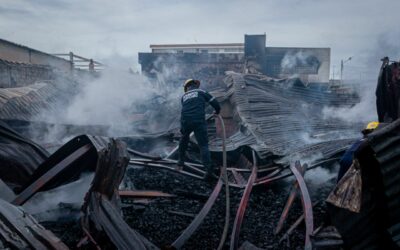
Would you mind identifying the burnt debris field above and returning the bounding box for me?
[0,33,399,250]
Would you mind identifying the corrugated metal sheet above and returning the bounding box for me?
[209,72,361,165]
[328,119,400,249]
[369,118,400,246]
[0,120,48,191]
[0,79,78,121]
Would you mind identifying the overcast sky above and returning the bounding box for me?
[1,0,399,80]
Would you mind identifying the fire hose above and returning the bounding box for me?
[169,114,230,249]
[215,114,230,250]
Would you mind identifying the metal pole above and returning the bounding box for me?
[340,59,343,84]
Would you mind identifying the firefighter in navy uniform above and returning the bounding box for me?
[177,79,221,180]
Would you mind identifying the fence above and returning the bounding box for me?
[52,52,104,72]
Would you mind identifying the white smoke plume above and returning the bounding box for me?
[322,83,377,124]
[23,173,94,221]
[30,56,183,145]
[281,50,320,73]
[320,31,400,124]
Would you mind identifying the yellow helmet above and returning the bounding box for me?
[365,121,379,130]
[183,79,200,92]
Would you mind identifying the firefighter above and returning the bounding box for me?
[177,79,221,180]
[337,121,379,181]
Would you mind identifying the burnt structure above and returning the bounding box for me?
[138,34,330,88]
[376,57,400,122]
[327,119,400,249]
[0,36,398,249]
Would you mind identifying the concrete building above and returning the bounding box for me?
[150,43,244,54]
[138,34,331,86]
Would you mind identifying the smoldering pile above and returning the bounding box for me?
[0,67,368,249]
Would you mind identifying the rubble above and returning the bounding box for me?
[0,50,399,250]
[0,198,68,249]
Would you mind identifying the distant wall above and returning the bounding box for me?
[0,59,54,88]
[139,52,244,89]
[0,39,71,72]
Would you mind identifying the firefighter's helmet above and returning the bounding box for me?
[184,79,200,92]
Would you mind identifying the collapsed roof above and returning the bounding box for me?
[208,73,361,166]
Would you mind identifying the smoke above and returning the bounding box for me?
[305,164,339,197]
[30,57,182,145]
[64,69,153,127]
[322,82,377,123]
[321,32,400,124]
[281,50,321,74]
[23,173,93,221]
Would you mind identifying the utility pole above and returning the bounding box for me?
[340,56,352,84]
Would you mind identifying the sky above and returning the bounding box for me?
[0,0,399,81]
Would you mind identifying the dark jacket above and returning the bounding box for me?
[180,88,220,123]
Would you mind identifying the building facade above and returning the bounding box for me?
[139,34,331,87]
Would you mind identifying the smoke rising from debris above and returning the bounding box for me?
[23,173,94,221]
[32,58,182,144]
[64,69,154,127]
[321,32,400,124]
[322,82,377,124]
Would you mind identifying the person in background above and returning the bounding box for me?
[337,121,379,182]
[177,79,221,180]
[89,59,95,72]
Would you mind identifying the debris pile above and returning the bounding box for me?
[0,56,399,250]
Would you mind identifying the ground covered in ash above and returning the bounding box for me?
[39,163,337,249]
[121,165,337,250]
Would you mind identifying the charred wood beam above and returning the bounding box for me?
[129,160,204,179]
[0,199,68,249]
[119,190,175,198]
[81,138,157,250]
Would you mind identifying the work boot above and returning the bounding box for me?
[203,164,218,181]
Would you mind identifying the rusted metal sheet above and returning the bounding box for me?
[12,144,92,205]
[171,178,223,249]
[0,121,48,192]
[290,161,314,250]
[11,135,113,205]
[230,151,258,250]
[0,198,68,249]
